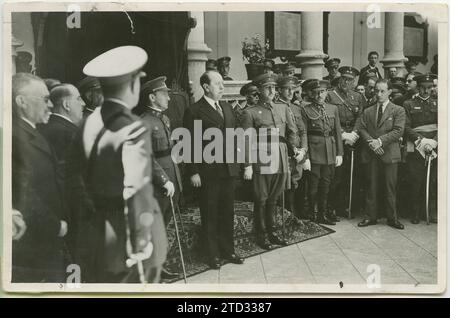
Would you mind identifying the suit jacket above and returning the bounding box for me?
[356,101,405,164]
[39,114,78,163]
[185,96,240,180]
[12,118,67,271]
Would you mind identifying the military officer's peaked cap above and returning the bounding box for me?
[252,73,278,87]
[206,59,217,70]
[277,76,298,88]
[141,76,171,96]
[414,73,437,85]
[217,56,231,66]
[281,63,296,72]
[83,46,148,86]
[325,57,341,68]
[338,66,360,79]
[301,78,315,91]
[77,76,101,93]
[240,82,259,96]
[304,79,329,91]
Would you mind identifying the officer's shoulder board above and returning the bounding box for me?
[125,121,148,143]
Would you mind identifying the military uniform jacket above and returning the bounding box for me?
[326,88,366,132]
[141,107,183,193]
[241,100,299,174]
[278,98,308,151]
[403,95,438,142]
[356,101,406,164]
[301,102,343,165]
[80,100,167,274]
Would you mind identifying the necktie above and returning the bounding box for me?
[215,102,224,118]
[377,104,383,126]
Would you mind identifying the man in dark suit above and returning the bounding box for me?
[358,51,383,86]
[356,79,405,229]
[184,70,244,269]
[76,46,168,283]
[12,73,69,282]
[40,84,85,163]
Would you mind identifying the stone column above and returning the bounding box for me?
[188,12,212,102]
[12,36,24,75]
[380,12,408,77]
[295,12,328,80]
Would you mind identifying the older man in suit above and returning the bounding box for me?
[40,84,85,162]
[12,73,69,282]
[185,70,243,269]
[356,79,405,229]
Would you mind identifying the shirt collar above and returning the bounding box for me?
[21,117,36,129]
[204,95,219,108]
[51,113,74,123]
[378,99,389,111]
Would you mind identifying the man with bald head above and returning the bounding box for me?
[40,84,85,163]
[12,73,69,282]
[185,70,243,269]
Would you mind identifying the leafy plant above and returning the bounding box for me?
[242,34,270,64]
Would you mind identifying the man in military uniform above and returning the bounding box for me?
[235,82,259,126]
[206,59,217,71]
[275,76,308,218]
[263,59,275,75]
[326,66,365,219]
[78,46,167,283]
[323,58,341,83]
[217,56,233,80]
[301,79,343,225]
[403,74,438,224]
[140,76,183,280]
[241,73,299,249]
[281,63,296,77]
[77,76,104,119]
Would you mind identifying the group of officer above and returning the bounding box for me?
[11,45,438,284]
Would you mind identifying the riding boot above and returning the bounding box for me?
[254,202,273,249]
[308,194,319,223]
[318,195,336,226]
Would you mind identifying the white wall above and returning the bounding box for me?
[205,11,266,80]
[327,12,354,72]
[11,12,36,70]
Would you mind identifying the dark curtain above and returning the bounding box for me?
[32,11,191,92]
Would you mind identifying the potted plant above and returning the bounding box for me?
[242,34,269,80]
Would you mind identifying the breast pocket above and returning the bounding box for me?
[152,128,169,151]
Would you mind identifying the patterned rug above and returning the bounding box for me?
[164,201,334,282]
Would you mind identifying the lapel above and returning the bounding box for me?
[377,102,393,128]
[198,97,224,127]
[19,119,53,157]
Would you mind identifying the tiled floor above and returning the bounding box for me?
[174,217,438,286]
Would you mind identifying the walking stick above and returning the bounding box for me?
[281,192,286,241]
[175,204,193,265]
[124,205,147,284]
[425,153,432,225]
[348,148,355,219]
[170,197,187,283]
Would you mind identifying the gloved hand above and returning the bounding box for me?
[163,181,175,197]
[294,149,306,163]
[244,166,253,180]
[335,155,343,167]
[419,138,438,150]
[12,209,26,241]
[302,159,311,171]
